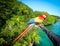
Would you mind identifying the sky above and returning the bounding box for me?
[18,0,60,16]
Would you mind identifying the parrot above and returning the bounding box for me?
[13,14,48,43]
[28,14,48,24]
[13,14,60,46]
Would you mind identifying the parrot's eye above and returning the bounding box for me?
[43,15,46,18]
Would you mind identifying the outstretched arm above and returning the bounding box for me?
[37,23,60,46]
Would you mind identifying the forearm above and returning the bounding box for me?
[40,26,60,41]
[40,25,60,46]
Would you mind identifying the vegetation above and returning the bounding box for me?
[0,0,59,46]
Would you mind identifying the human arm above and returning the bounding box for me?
[37,23,60,46]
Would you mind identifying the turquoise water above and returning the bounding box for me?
[46,21,60,36]
[35,21,60,46]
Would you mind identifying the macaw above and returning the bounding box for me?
[28,14,48,24]
[13,14,60,46]
[13,14,48,43]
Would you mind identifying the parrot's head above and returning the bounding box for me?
[42,14,48,18]
[38,14,48,21]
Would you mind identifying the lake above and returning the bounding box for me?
[34,21,60,46]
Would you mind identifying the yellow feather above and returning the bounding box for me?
[34,17,43,22]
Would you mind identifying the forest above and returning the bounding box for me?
[0,0,60,46]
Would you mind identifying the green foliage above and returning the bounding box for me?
[31,30,41,44]
[33,11,48,17]
[13,42,21,46]
[0,38,5,44]
[0,0,18,19]
[0,0,19,29]
[43,15,58,25]
[0,15,40,46]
